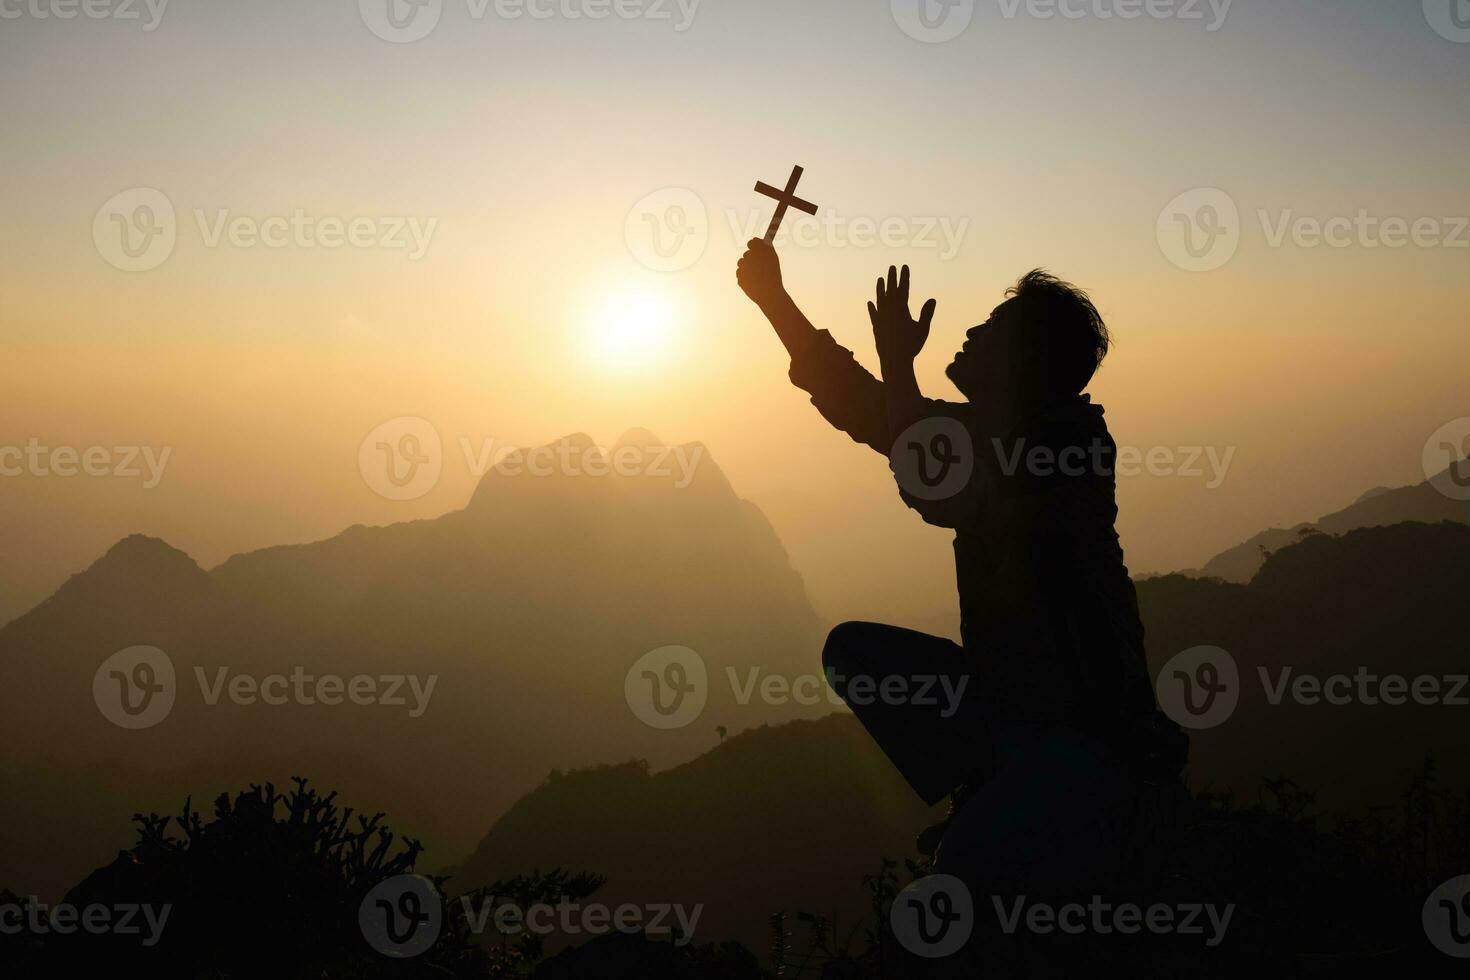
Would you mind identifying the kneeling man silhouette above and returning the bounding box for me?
[737,239,1187,896]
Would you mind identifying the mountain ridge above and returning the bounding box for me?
[1186,466,1468,582]
[0,431,824,901]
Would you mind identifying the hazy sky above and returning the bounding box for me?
[2,0,1468,625]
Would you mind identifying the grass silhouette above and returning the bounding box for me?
[3,758,1465,976]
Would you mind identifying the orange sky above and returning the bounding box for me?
[2,0,1468,626]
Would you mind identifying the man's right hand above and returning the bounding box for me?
[737,238,786,309]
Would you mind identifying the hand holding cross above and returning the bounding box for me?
[754,165,819,243]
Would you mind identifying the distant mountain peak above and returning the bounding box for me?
[95,534,203,575]
[0,534,211,634]
[489,432,602,461]
[467,429,734,509]
[613,428,663,450]
[1191,472,1470,583]
[557,432,598,452]
[70,536,209,600]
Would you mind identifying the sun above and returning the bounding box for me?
[590,285,677,370]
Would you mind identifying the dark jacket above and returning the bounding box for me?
[789,329,1184,777]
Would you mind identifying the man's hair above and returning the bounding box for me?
[1005,269,1110,393]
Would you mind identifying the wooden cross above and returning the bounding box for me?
[754,165,819,243]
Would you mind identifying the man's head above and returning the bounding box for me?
[946,270,1110,410]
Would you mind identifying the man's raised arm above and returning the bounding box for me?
[869,263,938,444]
[737,238,890,453]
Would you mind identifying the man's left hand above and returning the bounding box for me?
[869,264,936,370]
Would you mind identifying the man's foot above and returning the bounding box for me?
[916,784,974,859]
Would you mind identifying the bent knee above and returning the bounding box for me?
[822,620,881,673]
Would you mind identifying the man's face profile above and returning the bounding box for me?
[947,297,1026,403]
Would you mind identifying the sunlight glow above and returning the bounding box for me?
[591,285,676,370]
